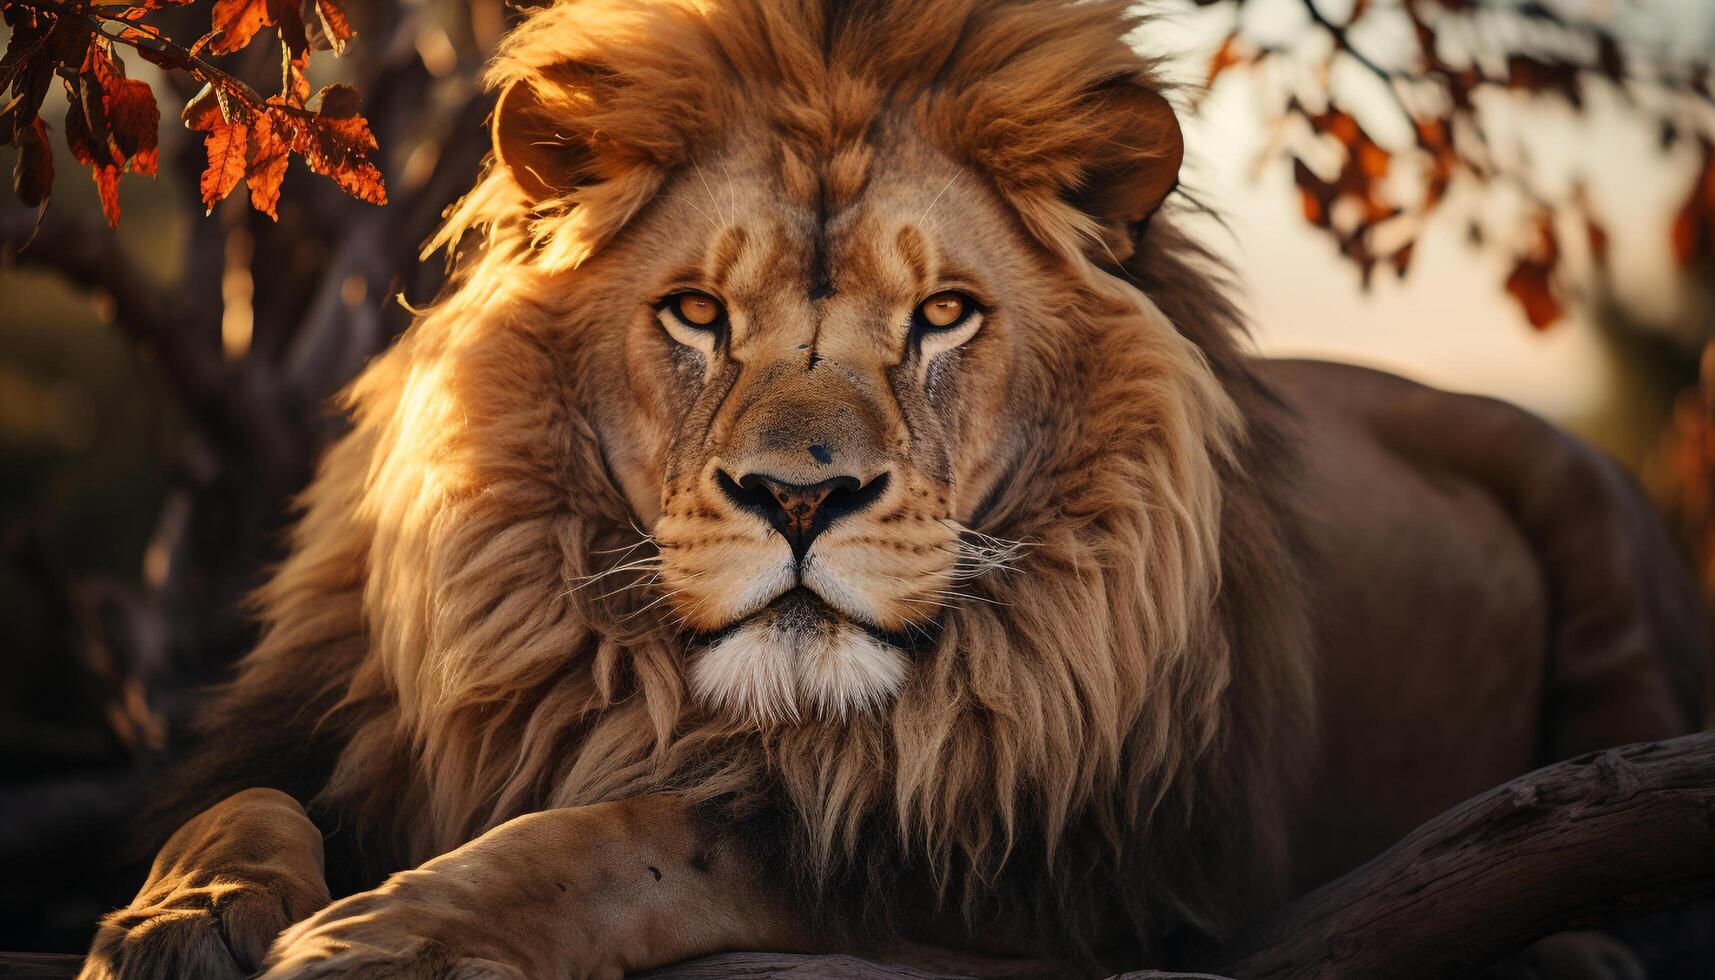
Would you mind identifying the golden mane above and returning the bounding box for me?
[185,0,1317,960]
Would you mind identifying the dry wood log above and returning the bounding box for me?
[0,951,80,979]
[2,732,1708,980]
[0,950,1223,980]
[1203,731,1715,980]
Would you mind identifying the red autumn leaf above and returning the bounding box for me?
[92,162,122,227]
[1505,256,1562,329]
[1,12,87,139]
[1506,54,1582,107]
[1670,141,1715,268]
[207,0,274,56]
[181,83,227,133]
[1587,216,1610,271]
[246,110,289,219]
[282,47,312,107]
[1356,138,1389,180]
[312,0,355,55]
[1574,183,1609,272]
[1207,33,1246,87]
[314,83,362,118]
[65,89,125,225]
[1391,241,1415,279]
[278,0,310,57]
[1293,156,1335,228]
[200,115,251,213]
[118,22,190,71]
[103,77,161,178]
[0,8,51,96]
[62,90,112,169]
[298,112,386,205]
[1504,213,1564,329]
[12,115,52,207]
[72,69,114,166]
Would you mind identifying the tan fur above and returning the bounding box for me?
[286,0,1270,907]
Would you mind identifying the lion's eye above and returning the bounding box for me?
[915,292,971,330]
[668,292,724,328]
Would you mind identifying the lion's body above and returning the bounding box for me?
[84,1,1708,978]
[1261,360,1705,888]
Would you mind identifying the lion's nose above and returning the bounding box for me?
[718,470,889,559]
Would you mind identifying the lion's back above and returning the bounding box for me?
[1261,358,1709,890]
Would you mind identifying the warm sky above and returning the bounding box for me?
[1152,0,1715,444]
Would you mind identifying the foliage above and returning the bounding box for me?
[1198,0,1715,330]
[1,0,384,227]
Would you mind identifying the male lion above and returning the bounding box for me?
[81,0,1708,977]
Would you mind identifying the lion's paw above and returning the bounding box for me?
[260,938,523,980]
[78,883,313,980]
[258,881,533,980]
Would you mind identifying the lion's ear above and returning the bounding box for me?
[492,64,607,203]
[1070,79,1183,259]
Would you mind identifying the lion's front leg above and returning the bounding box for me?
[79,787,332,980]
[259,793,815,980]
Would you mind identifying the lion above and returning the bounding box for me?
[79,0,1708,977]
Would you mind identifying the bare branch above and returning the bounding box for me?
[0,207,216,408]
[1210,732,1715,979]
[0,207,299,465]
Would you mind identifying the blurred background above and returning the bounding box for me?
[0,0,1711,956]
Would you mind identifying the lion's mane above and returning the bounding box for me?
[166,0,1317,963]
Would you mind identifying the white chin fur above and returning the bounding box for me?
[690,616,907,726]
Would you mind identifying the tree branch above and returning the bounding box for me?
[0,207,218,411]
[1207,732,1715,979]
[0,207,300,466]
[1299,0,1417,126]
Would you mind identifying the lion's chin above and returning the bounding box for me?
[689,589,908,726]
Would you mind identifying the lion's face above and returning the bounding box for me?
[579,139,1039,724]
[474,0,1187,728]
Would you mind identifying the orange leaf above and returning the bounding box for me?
[1586,217,1610,271]
[280,47,312,107]
[246,111,289,220]
[276,0,309,57]
[286,99,387,205]
[62,95,112,168]
[1391,241,1414,279]
[1207,34,1246,87]
[312,0,355,54]
[12,115,53,207]
[181,83,227,132]
[208,0,273,56]
[200,117,251,212]
[247,151,288,220]
[104,78,160,177]
[93,162,122,227]
[314,83,362,119]
[1670,142,1715,269]
[1504,257,1562,330]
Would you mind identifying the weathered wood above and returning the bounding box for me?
[4,733,1710,980]
[638,955,1221,979]
[0,952,79,979]
[1210,732,1715,980]
[0,950,1225,980]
